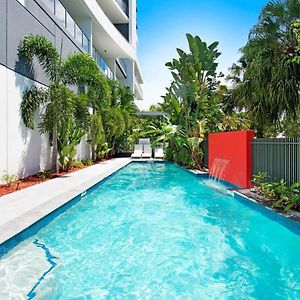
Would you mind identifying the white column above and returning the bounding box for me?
[0,65,8,181]
[122,59,134,91]
[128,0,137,48]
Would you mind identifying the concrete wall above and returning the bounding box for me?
[0,65,52,180]
[0,0,91,181]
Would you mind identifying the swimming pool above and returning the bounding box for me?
[1,162,300,299]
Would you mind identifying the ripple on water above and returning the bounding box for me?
[1,162,300,299]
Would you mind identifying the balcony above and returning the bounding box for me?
[42,0,90,53]
[115,0,128,17]
[96,0,128,24]
[92,47,116,80]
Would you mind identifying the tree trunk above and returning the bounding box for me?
[52,125,59,173]
[257,126,264,138]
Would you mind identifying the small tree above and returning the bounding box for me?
[19,35,101,172]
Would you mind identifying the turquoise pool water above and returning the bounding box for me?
[1,162,300,299]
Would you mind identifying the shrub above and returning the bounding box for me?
[71,160,84,168]
[81,159,93,166]
[1,172,19,187]
[37,170,53,179]
[253,172,300,211]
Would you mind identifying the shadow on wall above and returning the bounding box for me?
[13,51,51,178]
[76,135,91,161]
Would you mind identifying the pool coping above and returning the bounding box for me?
[233,189,300,224]
[0,158,131,245]
[186,168,300,231]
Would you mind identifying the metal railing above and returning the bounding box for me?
[43,0,90,52]
[201,140,209,168]
[252,137,300,184]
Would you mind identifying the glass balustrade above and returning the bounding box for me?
[42,0,90,53]
[42,0,116,80]
[92,47,116,80]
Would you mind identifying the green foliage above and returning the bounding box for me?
[19,34,60,81]
[293,20,300,63]
[71,160,84,168]
[87,79,136,156]
[89,113,105,161]
[253,172,300,211]
[96,143,112,160]
[227,0,300,137]
[1,172,19,187]
[37,170,53,179]
[19,35,101,172]
[21,86,47,129]
[57,120,85,171]
[81,159,93,166]
[148,34,224,168]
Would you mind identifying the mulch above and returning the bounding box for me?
[0,159,107,197]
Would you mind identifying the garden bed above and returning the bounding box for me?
[0,160,108,197]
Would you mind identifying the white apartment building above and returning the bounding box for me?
[0,0,143,180]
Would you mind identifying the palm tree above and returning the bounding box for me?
[228,0,300,137]
[19,34,101,172]
[101,81,137,155]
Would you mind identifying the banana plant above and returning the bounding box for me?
[57,120,86,171]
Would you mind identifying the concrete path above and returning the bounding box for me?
[0,158,131,244]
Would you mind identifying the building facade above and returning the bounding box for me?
[0,0,143,180]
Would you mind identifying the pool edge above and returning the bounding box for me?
[0,158,131,246]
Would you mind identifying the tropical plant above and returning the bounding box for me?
[1,172,19,187]
[253,172,300,211]
[292,20,300,63]
[37,170,53,179]
[19,34,101,172]
[148,34,223,168]
[96,142,112,160]
[57,120,86,171]
[101,81,137,155]
[81,159,93,166]
[227,0,300,137]
[71,160,84,168]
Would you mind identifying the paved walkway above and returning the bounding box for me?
[0,158,131,244]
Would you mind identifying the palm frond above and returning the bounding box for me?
[19,35,60,82]
[20,85,48,129]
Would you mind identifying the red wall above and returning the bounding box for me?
[208,130,254,188]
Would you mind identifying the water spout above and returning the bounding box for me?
[209,158,230,182]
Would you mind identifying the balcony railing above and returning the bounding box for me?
[92,47,116,80]
[43,0,116,81]
[117,58,127,76]
[116,0,128,16]
[43,0,90,53]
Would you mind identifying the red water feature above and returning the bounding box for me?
[208,130,255,188]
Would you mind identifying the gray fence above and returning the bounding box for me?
[252,137,300,184]
[201,140,209,168]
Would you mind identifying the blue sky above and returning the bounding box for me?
[136,0,268,110]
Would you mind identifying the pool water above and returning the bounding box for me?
[1,162,300,299]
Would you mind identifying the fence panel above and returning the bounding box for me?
[201,140,208,167]
[252,137,300,184]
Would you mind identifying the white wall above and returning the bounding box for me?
[0,65,91,182]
